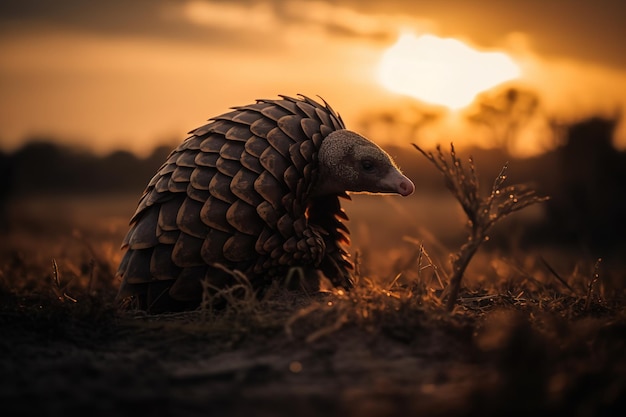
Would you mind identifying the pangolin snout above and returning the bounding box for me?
[398,175,415,196]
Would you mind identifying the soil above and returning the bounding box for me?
[1,195,625,416]
[2,287,626,417]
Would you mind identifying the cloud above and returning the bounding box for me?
[181,1,277,33]
[1,0,625,155]
[178,0,435,45]
[2,0,624,69]
[281,1,398,39]
[0,1,168,37]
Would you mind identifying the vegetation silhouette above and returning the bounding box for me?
[377,88,625,257]
[2,101,625,257]
[542,116,626,253]
[0,150,13,231]
[5,140,172,195]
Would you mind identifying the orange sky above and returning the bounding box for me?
[1,0,625,156]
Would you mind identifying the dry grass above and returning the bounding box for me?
[1,159,625,415]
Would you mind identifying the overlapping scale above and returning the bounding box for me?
[172,232,205,266]
[216,157,241,177]
[223,233,257,262]
[209,172,236,203]
[200,196,233,233]
[194,152,219,168]
[254,171,285,211]
[226,199,263,235]
[176,197,209,238]
[259,146,291,182]
[294,100,320,120]
[171,166,193,183]
[301,118,321,139]
[149,244,181,279]
[200,229,231,263]
[219,141,245,160]
[278,115,305,141]
[117,95,353,312]
[266,127,293,158]
[230,168,263,206]
[189,167,216,190]
[176,151,198,167]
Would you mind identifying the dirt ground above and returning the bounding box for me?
[2,290,625,417]
[1,300,457,417]
[1,195,625,416]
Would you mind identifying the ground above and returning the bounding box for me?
[1,194,625,416]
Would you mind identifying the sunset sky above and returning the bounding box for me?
[1,0,625,156]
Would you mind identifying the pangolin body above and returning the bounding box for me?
[117,95,414,312]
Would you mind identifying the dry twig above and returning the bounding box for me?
[584,258,602,311]
[413,143,549,311]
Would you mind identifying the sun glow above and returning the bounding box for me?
[378,33,521,110]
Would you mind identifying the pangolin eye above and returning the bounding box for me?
[361,159,375,172]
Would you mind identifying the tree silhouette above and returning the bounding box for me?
[467,88,542,154]
[0,150,13,230]
[358,104,442,144]
[6,141,172,195]
[546,115,626,252]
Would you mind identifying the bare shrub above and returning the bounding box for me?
[413,143,549,311]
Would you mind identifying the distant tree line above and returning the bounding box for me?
[1,141,173,196]
[1,114,625,255]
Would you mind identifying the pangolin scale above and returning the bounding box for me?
[117,95,414,312]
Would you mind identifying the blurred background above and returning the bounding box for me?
[1,0,625,279]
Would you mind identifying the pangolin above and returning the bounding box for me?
[117,95,414,312]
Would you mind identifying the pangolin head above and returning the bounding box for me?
[314,129,415,197]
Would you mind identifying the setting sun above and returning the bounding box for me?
[378,33,521,109]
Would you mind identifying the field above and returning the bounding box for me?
[1,182,626,416]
